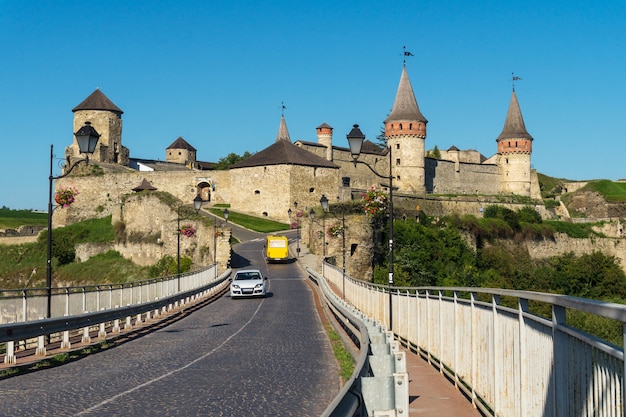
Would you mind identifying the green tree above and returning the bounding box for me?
[375,123,387,148]
[214,151,254,170]
[426,145,441,159]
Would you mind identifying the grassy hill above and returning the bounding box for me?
[0,207,47,229]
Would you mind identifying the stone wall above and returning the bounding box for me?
[425,158,501,195]
[229,164,340,223]
[71,193,231,270]
[54,169,231,226]
[394,194,554,220]
[302,213,374,280]
[519,234,626,273]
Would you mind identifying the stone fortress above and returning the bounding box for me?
[56,64,586,276]
[39,62,626,279]
[61,64,541,226]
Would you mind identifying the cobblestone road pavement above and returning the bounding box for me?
[0,238,340,417]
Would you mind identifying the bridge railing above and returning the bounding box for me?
[0,266,230,364]
[0,264,219,324]
[323,262,626,417]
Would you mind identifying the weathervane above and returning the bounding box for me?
[402,45,414,65]
[512,72,522,91]
[281,101,286,117]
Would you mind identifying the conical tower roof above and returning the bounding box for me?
[167,136,197,151]
[72,89,123,114]
[275,115,291,142]
[496,90,533,141]
[385,66,427,123]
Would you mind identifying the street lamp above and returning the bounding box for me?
[177,195,204,290]
[47,121,100,318]
[346,124,395,331]
[320,195,346,299]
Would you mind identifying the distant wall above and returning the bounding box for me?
[425,158,501,195]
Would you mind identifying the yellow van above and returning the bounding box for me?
[265,235,289,263]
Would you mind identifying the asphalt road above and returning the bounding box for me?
[0,235,340,416]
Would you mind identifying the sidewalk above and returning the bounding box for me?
[294,244,484,417]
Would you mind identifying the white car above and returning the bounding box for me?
[230,269,267,298]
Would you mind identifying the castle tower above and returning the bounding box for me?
[384,65,428,194]
[316,123,333,161]
[68,89,129,166]
[166,137,197,166]
[496,88,533,196]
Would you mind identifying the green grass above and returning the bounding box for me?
[56,250,151,285]
[326,324,355,382]
[0,208,47,229]
[580,180,626,202]
[207,208,288,233]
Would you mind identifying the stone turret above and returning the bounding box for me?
[316,123,333,161]
[166,137,197,166]
[67,89,129,166]
[384,65,428,194]
[496,88,533,196]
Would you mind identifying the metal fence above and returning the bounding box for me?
[0,265,219,324]
[323,262,626,417]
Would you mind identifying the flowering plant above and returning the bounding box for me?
[327,223,344,238]
[361,186,388,216]
[55,186,79,208]
[180,224,196,238]
[295,210,303,218]
[316,230,324,240]
[290,221,299,230]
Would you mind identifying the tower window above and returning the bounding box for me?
[396,158,400,166]
[409,123,413,130]
[255,190,260,194]
[396,143,400,150]
[399,123,403,130]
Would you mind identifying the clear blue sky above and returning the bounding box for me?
[1,0,625,211]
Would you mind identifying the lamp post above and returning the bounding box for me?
[320,195,346,299]
[46,122,100,319]
[177,195,204,291]
[346,124,395,331]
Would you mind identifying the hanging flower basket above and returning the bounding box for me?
[327,223,344,239]
[180,224,196,238]
[361,186,388,216]
[55,186,79,208]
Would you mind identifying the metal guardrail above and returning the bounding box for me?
[0,265,220,323]
[307,267,409,417]
[323,262,626,417]
[1,268,231,364]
